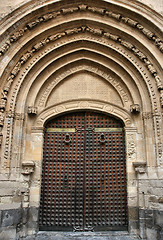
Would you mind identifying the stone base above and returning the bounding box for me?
[0,207,39,240]
[20,231,139,240]
[139,209,163,240]
[0,207,163,240]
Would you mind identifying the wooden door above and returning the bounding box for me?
[39,112,128,231]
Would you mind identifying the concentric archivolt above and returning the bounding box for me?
[0,0,162,171]
[0,2,162,56]
[0,25,162,114]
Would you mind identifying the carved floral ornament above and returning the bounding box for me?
[0,3,162,56]
[0,25,162,126]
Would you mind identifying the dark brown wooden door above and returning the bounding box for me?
[39,112,128,231]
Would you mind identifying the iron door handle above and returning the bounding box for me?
[64,133,71,144]
[99,133,106,144]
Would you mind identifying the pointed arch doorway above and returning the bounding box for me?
[39,111,128,231]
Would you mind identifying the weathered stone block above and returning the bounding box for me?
[149,180,163,188]
[128,207,138,221]
[28,207,39,222]
[129,220,139,231]
[0,227,16,240]
[139,181,149,194]
[139,209,145,219]
[22,208,28,224]
[155,210,163,227]
[1,209,22,227]
[27,221,38,231]
[159,230,163,240]
[1,196,12,204]
[147,187,163,196]
[139,219,146,239]
[146,228,157,240]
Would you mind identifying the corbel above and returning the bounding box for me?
[130,104,140,114]
[21,161,35,175]
[27,106,38,115]
[133,162,147,174]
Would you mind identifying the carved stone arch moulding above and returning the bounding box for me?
[1,25,162,97]
[2,32,159,119]
[0,0,162,57]
[0,5,161,170]
[31,100,139,173]
[32,100,134,130]
[1,34,150,126]
[0,25,162,123]
[0,1,162,238]
[1,34,162,168]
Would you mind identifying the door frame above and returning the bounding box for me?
[30,101,138,234]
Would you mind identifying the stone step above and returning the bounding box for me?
[22,231,140,240]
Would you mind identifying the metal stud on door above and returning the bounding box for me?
[39,112,128,231]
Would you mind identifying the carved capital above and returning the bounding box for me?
[15,113,24,121]
[28,106,38,115]
[130,104,140,114]
[142,112,153,120]
[21,161,35,175]
[133,162,147,174]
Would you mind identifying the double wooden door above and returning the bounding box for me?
[39,112,128,231]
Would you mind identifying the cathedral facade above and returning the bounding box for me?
[0,0,162,239]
